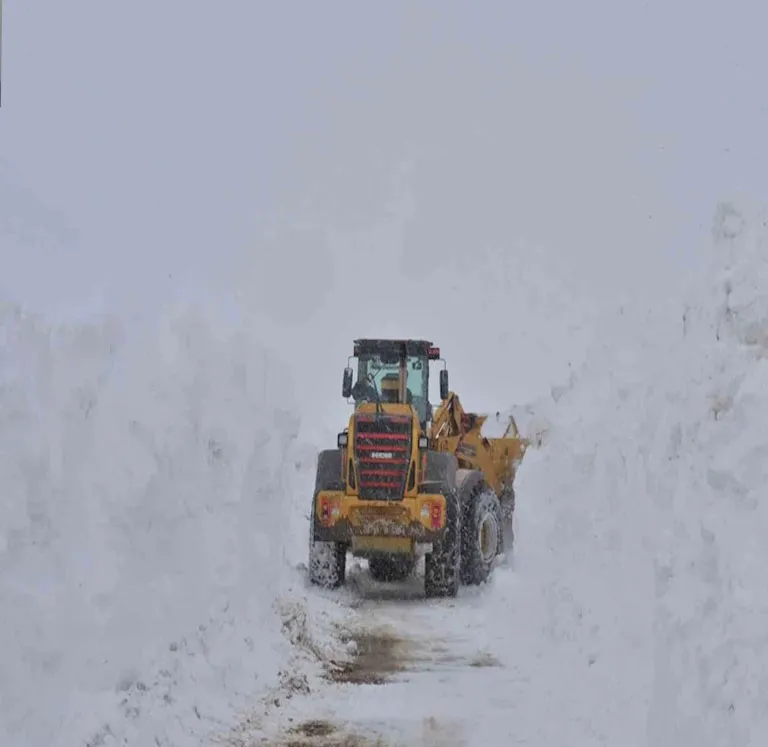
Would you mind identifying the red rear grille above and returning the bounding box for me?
[354,414,412,500]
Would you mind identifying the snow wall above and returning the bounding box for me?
[0,302,318,746]
[512,199,768,745]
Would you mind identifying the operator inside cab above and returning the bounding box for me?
[380,374,400,403]
[381,373,413,405]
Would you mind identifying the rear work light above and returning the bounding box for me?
[418,435,429,449]
[337,432,348,448]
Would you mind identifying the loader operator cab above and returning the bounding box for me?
[342,339,450,428]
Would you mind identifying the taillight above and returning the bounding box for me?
[430,503,442,529]
[318,496,341,525]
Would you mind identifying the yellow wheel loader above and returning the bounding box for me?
[308,339,528,598]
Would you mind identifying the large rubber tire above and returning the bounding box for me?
[368,554,416,583]
[308,521,346,588]
[499,484,515,553]
[460,488,503,585]
[420,451,458,490]
[308,449,346,589]
[424,489,461,598]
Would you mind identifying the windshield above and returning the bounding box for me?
[356,353,429,423]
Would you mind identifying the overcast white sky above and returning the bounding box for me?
[1,1,767,413]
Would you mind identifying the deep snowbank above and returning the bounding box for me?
[0,302,311,747]
[510,200,768,744]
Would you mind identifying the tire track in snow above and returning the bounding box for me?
[244,558,507,747]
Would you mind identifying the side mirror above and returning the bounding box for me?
[439,369,449,400]
[342,367,353,399]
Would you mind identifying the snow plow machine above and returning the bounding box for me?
[308,338,528,598]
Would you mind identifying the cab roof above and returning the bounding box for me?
[353,339,441,359]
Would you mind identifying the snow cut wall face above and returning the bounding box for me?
[0,302,303,747]
[649,201,768,746]
[513,200,768,746]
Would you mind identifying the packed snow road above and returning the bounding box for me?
[227,546,651,747]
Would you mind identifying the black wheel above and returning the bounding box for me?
[424,489,461,598]
[500,483,516,513]
[498,483,516,554]
[368,554,416,582]
[308,520,346,588]
[308,450,346,589]
[460,488,502,585]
